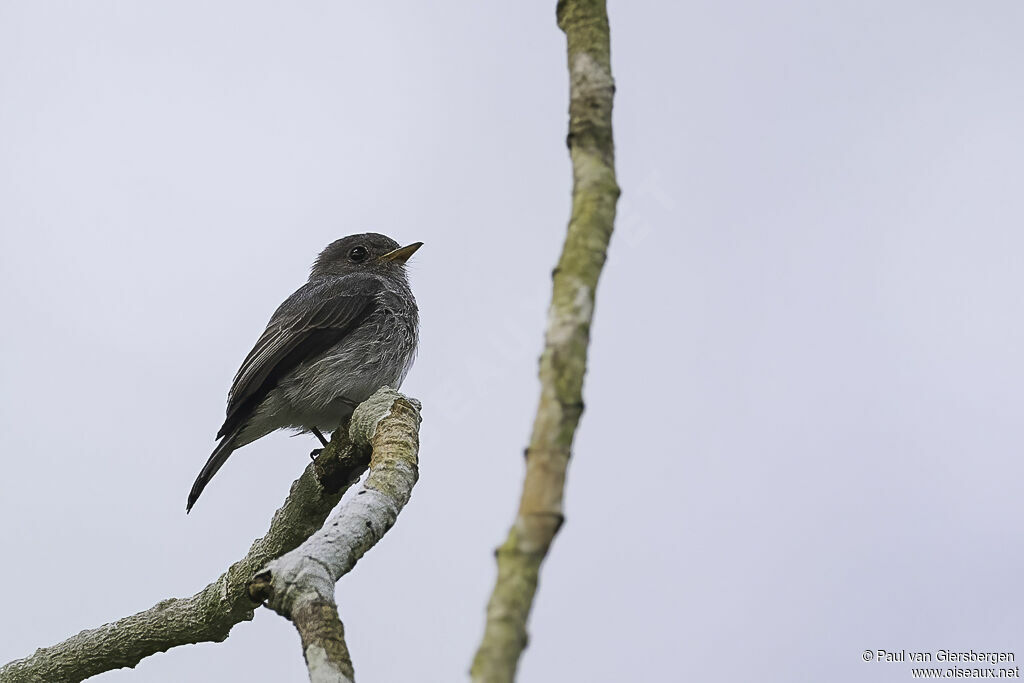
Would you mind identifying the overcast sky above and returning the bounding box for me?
[2,2,1023,682]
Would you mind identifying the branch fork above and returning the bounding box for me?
[0,387,422,683]
[248,388,422,683]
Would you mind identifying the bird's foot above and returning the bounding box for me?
[310,448,323,461]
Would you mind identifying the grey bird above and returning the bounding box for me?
[186,233,421,512]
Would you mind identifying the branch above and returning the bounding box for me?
[248,388,422,683]
[0,412,373,683]
[470,1,619,681]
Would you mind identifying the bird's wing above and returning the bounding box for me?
[216,274,381,439]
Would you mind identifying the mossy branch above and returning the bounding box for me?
[0,405,376,683]
[470,1,620,682]
[247,388,422,683]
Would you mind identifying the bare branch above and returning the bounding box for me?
[0,416,372,683]
[248,388,422,683]
[470,1,620,681]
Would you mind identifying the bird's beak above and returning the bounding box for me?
[379,242,423,264]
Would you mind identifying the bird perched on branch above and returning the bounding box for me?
[187,233,421,512]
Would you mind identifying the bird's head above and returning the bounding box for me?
[310,233,423,278]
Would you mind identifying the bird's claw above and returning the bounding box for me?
[310,448,323,461]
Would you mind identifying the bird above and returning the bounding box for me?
[186,233,421,512]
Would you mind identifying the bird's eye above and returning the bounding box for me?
[349,246,369,262]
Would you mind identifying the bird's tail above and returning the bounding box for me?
[187,432,239,513]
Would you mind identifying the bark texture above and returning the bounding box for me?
[248,387,422,683]
[0,407,375,683]
[470,1,619,681]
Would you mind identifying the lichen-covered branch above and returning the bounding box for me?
[0,415,373,683]
[248,388,422,683]
[470,1,619,681]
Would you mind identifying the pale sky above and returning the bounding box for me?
[2,2,1023,682]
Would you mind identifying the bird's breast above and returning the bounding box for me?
[280,307,418,414]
